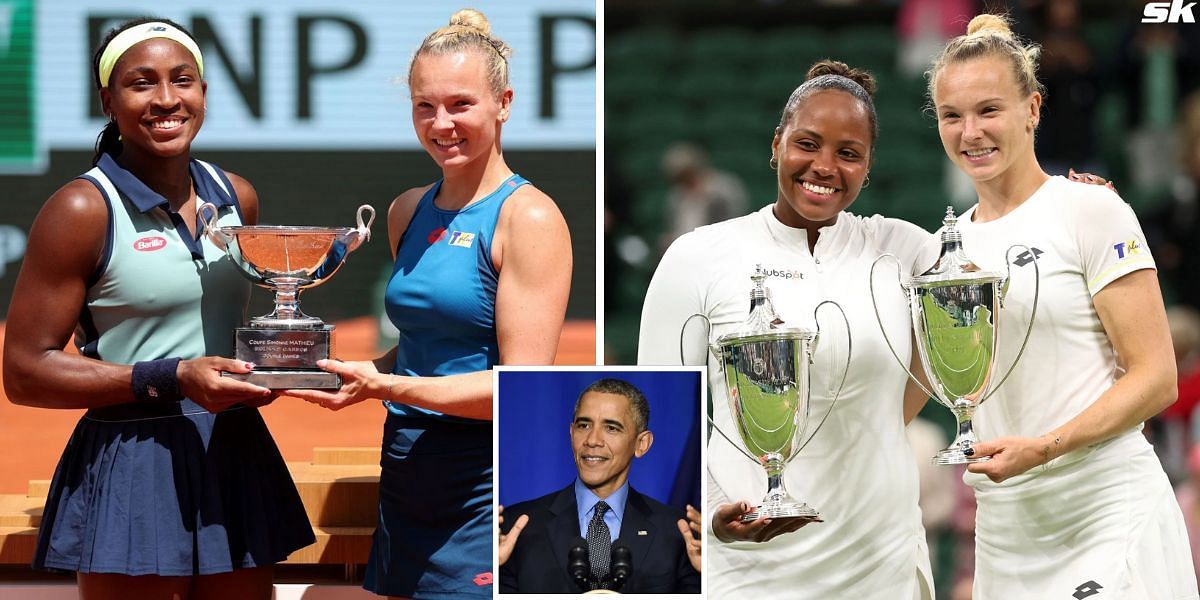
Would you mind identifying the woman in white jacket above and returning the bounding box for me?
[638,59,936,599]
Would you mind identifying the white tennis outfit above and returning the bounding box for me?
[955,176,1198,600]
[639,205,936,599]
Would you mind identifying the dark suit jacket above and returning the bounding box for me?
[500,483,700,594]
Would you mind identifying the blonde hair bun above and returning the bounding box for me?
[449,8,490,36]
[967,13,1014,38]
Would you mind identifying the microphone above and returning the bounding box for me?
[608,542,633,592]
[567,536,592,592]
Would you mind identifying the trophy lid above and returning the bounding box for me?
[908,206,1004,288]
[714,265,815,347]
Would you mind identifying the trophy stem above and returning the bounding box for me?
[741,453,820,523]
[253,277,322,328]
[933,403,992,465]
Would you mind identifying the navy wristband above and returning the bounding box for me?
[131,357,183,403]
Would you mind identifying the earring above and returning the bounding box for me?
[769,156,778,170]
[861,176,870,189]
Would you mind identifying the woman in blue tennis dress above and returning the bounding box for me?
[3,18,313,600]
[285,9,573,599]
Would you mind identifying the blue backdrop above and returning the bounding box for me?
[497,369,702,512]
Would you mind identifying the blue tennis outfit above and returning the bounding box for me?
[33,154,314,576]
[366,175,526,598]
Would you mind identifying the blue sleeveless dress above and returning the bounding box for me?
[33,154,314,576]
[366,174,526,598]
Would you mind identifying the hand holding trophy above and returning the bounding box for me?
[870,207,1039,465]
[200,202,375,389]
[686,266,851,523]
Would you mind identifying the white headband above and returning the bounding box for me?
[97,22,204,88]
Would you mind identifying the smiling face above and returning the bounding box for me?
[409,51,512,170]
[934,55,1041,185]
[570,391,653,499]
[101,37,205,161]
[771,90,872,229]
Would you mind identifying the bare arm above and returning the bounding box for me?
[3,181,133,408]
[3,180,266,409]
[967,270,1175,482]
[493,186,572,364]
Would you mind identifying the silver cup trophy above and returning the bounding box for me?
[686,266,850,522]
[200,202,375,389]
[870,207,1039,464]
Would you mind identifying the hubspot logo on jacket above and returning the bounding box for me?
[133,236,167,252]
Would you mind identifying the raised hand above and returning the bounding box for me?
[498,505,529,567]
[676,504,701,572]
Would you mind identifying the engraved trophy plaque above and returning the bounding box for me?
[200,202,375,389]
[686,266,851,522]
[870,207,1039,464]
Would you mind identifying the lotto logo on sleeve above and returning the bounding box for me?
[448,231,476,248]
[133,236,167,252]
[1112,239,1141,259]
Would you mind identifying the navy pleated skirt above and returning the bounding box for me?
[33,399,315,576]
[364,411,492,599]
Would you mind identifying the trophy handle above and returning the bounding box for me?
[680,312,768,465]
[869,253,936,399]
[197,201,231,249]
[347,204,377,251]
[979,244,1041,404]
[792,300,852,458]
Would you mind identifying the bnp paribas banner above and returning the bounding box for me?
[5,0,596,174]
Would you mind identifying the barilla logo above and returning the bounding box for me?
[1143,0,1196,23]
[473,572,492,586]
[448,231,475,248]
[133,236,167,252]
[1113,239,1141,259]
[427,227,447,244]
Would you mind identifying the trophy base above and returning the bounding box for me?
[225,369,341,389]
[230,325,336,389]
[932,447,992,465]
[741,504,822,523]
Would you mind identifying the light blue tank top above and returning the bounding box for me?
[74,153,250,364]
[384,174,528,420]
